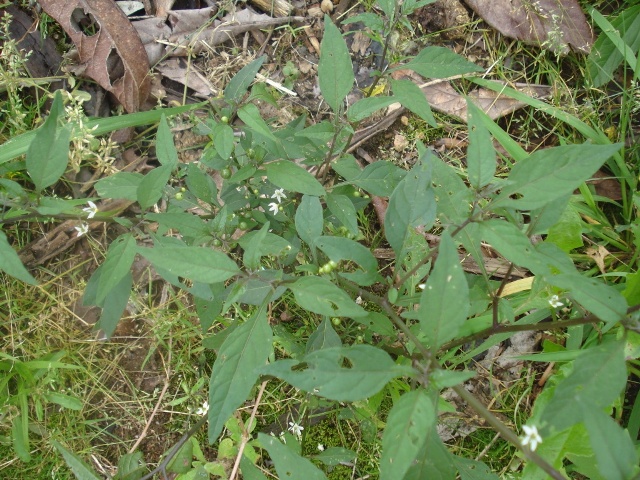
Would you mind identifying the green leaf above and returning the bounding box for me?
[403,46,481,78]
[375,0,396,19]
[318,15,354,112]
[257,433,328,480]
[265,160,325,196]
[137,165,171,209]
[346,96,396,122]
[240,454,268,480]
[289,276,366,318]
[416,233,469,348]
[212,122,236,160]
[325,193,358,236]
[186,163,218,205]
[493,143,622,210]
[137,246,240,284]
[95,272,132,339]
[238,103,277,142]
[540,340,627,435]
[260,345,411,401]
[312,447,356,466]
[584,408,639,480]
[243,222,270,270]
[316,236,381,286]
[43,392,83,411]
[12,414,30,462]
[545,204,583,252]
[51,439,101,479]
[225,56,266,102]
[156,115,178,169]
[306,317,342,353]
[547,274,627,325]
[115,451,146,480]
[95,172,143,201]
[96,234,136,304]
[145,212,209,239]
[380,390,435,480]
[452,456,500,480]
[466,99,496,189]
[385,151,435,254]
[209,310,272,442]
[26,91,72,192]
[0,231,36,285]
[390,78,436,126]
[167,439,193,473]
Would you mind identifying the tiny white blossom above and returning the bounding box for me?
[279,431,286,444]
[355,296,363,305]
[75,223,89,237]
[521,425,542,451]
[82,201,98,219]
[548,295,563,308]
[418,284,426,290]
[317,444,325,452]
[288,421,304,439]
[195,401,209,416]
[268,202,279,215]
[271,188,287,203]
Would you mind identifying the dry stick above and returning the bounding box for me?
[129,336,173,453]
[229,381,269,480]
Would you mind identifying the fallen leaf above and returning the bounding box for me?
[39,0,151,112]
[464,0,594,54]
[587,169,623,201]
[155,58,216,98]
[585,245,610,275]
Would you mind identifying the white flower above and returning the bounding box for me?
[317,444,325,452]
[521,424,542,451]
[82,201,98,219]
[271,188,287,203]
[418,284,426,290]
[355,296,363,305]
[548,295,563,308]
[288,421,304,439]
[74,223,89,237]
[195,401,209,416]
[268,202,279,215]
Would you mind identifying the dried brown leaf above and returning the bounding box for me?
[39,0,151,112]
[464,0,593,54]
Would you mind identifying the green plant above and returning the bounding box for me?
[1,2,640,480]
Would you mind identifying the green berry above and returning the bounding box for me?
[221,116,229,124]
[212,238,222,247]
[175,192,183,200]
[353,190,361,197]
[239,221,248,230]
[331,318,341,326]
[220,168,232,179]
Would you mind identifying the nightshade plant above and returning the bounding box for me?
[1,3,639,479]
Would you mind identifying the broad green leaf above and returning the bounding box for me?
[95,272,132,339]
[584,408,639,480]
[212,123,235,160]
[353,161,406,197]
[528,195,571,235]
[12,414,30,462]
[225,56,266,102]
[479,220,547,275]
[385,151,436,254]
[403,427,456,480]
[403,46,481,78]
[43,392,83,410]
[137,246,240,284]
[0,231,36,285]
[186,163,218,205]
[209,310,273,442]
[295,195,322,247]
[238,103,277,142]
[289,276,366,318]
[325,193,358,236]
[540,340,626,435]
[380,390,435,480]
[95,172,143,201]
[493,143,622,210]
[145,212,209,239]
[466,99,496,189]
[452,456,500,480]
[415,233,469,348]
[316,236,381,286]
[243,222,270,270]
[26,91,72,192]
[167,440,193,473]
[347,96,396,122]
[116,451,147,480]
[257,433,327,480]
[312,447,356,466]
[238,231,296,259]
[260,345,411,401]
[306,317,342,353]
[390,78,436,126]
[51,439,101,479]
[375,0,396,19]
[96,234,136,304]
[547,273,627,325]
[265,160,325,196]
[545,204,583,252]
[137,165,171,209]
[156,115,178,169]
[318,15,354,112]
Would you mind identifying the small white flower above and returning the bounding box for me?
[271,188,287,204]
[195,401,209,416]
[82,201,98,219]
[355,296,363,305]
[268,202,279,215]
[548,295,563,308]
[279,431,286,444]
[521,424,542,451]
[317,444,325,452]
[74,223,89,237]
[418,284,426,290]
[288,421,304,439]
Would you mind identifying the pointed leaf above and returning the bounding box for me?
[316,236,381,286]
[238,103,277,142]
[257,433,327,480]
[325,193,358,236]
[295,195,323,247]
[347,96,396,122]
[51,439,101,480]
[390,78,436,126]
[318,15,354,112]
[12,414,30,462]
[466,99,496,189]
[404,46,481,78]
[265,161,325,196]
[306,317,342,353]
[156,115,178,169]
[95,172,143,200]
[289,276,366,318]
[96,234,136,304]
[225,56,266,102]
[95,272,132,339]
[137,165,171,209]
[0,231,36,285]
[209,310,273,442]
